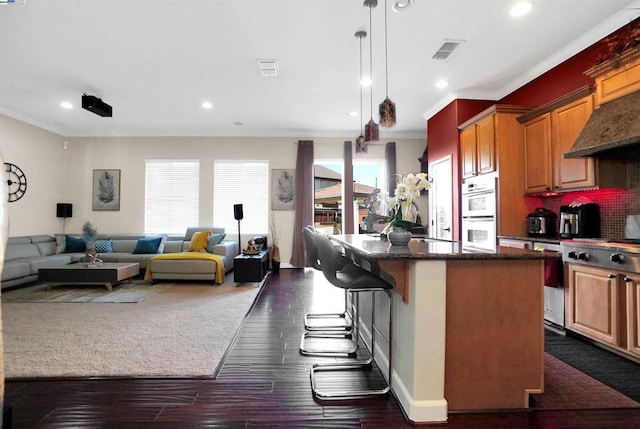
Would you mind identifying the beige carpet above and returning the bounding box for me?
[1,276,263,378]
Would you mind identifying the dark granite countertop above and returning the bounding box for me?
[331,234,559,261]
[498,235,562,245]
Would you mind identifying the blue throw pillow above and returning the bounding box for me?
[64,235,86,253]
[94,240,113,253]
[132,237,163,254]
[206,233,226,253]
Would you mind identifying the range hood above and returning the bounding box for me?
[564,89,640,158]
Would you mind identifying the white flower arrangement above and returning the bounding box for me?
[386,173,431,228]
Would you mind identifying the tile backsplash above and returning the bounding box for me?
[535,159,640,238]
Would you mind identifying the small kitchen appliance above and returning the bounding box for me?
[527,208,557,237]
[559,203,600,238]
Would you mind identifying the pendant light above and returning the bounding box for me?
[364,0,379,143]
[355,31,367,153]
[379,0,396,127]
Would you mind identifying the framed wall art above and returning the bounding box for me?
[271,169,295,210]
[92,169,121,211]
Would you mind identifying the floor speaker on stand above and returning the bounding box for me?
[234,204,243,251]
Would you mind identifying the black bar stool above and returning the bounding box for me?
[309,232,393,400]
[300,226,356,357]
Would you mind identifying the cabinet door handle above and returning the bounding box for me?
[608,274,616,279]
[624,276,632,283]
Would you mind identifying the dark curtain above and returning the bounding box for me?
[343,141,355,234]
[290,140,314,267]
[386,142,397,196]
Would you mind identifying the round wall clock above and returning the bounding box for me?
[4,162,27,202]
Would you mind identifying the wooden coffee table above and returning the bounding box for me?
[38,262,140,291]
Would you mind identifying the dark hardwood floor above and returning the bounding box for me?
[5,268,640,428]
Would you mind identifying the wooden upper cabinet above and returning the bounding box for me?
[459,105,532,236]
[551,95,595,190]
[518,86,626,194]
[460,126,478,179]
[460,115,495,179]
[476,115,496,175]
[587,49,640,106]
[522,93,595,193]
[523,113,553,193]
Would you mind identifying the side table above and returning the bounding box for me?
[233,249,269,283]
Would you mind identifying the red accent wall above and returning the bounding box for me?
[427,99,493,239]
[501,17,640,106]
[499,44,600,106]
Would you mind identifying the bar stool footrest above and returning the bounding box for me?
[300,332,358,357]
[304,312,352,332]
[310,360,390,400]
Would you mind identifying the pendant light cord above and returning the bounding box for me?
[384,0,389,98]
[360,34,364,135]
[369,2,374,121]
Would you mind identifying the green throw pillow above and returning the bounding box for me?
[206,233,226,253]
[64,235,86,253]
[132,237,163,254]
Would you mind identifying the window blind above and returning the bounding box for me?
[214,160,269,235]
[145,159,199,234]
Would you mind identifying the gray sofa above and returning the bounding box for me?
[1,227,238,289]
[2,235,74,289]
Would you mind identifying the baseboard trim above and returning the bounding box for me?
[359,315,448,423]
[392,371,448,423]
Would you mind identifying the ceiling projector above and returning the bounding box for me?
[82,94,112,117]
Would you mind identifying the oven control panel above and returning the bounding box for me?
[562,243,640,273]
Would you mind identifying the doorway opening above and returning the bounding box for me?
[314,160,387,234]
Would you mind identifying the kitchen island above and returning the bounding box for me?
[329,234,557,423]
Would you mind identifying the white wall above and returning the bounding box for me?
[0,115,67,236]
[0,114,426,264]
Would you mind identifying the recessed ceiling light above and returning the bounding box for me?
[60,101,73,109]
[349,111,358,117]
[510,1,532,17]
[360,76,372,87]
[393,0,414,12]
[435,79,449,89]
[202,101,213,109]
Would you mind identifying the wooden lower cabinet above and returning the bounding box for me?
[625,273,640,358]
[565,264,624,347]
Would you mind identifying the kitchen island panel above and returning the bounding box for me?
[444,259,544,411]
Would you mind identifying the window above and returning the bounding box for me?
[145,159,199,234]
[214,160,269,235]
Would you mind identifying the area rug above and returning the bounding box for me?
[1,276,264,378]
[545,331,640,402]
[2,281,170,303]
[529,354,640,410]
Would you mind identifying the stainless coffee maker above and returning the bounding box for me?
[559,203,600,238]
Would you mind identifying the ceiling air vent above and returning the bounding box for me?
[432,40,464,60]
[257,59,278,77]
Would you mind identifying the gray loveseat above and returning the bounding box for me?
[1,227,238,289]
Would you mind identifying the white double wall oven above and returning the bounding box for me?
[461,176,497,252]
